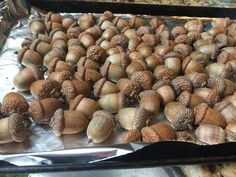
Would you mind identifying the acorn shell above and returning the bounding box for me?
[122,129,142,143]
[139,90,160,114]
[93,78,119,97]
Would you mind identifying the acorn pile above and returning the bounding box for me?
[1,11,236,145]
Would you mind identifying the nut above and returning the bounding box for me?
[29,19,46,34]
[130,71,154,90]
[93,78,119,97]
[171,76,193,95]
[43,48,65,66]
[122,129,142,143]
[184,20,203,33]
[154,65,177,81]
[106,53,130,69]
[111,34,129,49]
[190,51,209,67]
[45,12,62,24]
[198,44,220,60]
[130,15,145,29]
[113,17,130,31]
[164,57,182,74]
[79,32,95,48]
[178,91,204,108]
[47,58,74,74]
[77,57,99,71]
[225,123,236,142]
[145,53,164,72]
[85,25,102,39]
[182,56,204,74]
[206,63,235,79]
[30,39,52,57]
[173,44,192,59]
[184,72,208,88]
[86,45,106,64]
[48,71,72,85]
[75,67,102,83]
[194,88,220,107]
[66,47,86,65]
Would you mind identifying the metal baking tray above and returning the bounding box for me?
[0,0,236,174]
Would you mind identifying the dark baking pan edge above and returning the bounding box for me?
[29,0,236,18]
[1,142,236,173]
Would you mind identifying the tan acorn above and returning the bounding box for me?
[43,48,65,66]
[30,39,52,57]
[198,44,220,60]
[176,131,196,142]
[102,26,119,40]
[75,67,102,83]
[98,92,127,113]
[77,57,99,71]
[128,51,144,61]
[208,26,226,37]
[131,71,154,90]
[154,45,172,57]
[87,110,115,144]
[51,38,68,54]
[13,64,44,91]
[164,102,194,130]
[79,32,95,49]
[28,98,64,124]
[106,53,130,69]
[116,108,151,130]
[171,76,193,95]
[184,20,203,32]
[45,12,62,23]
[200,32,213,40]
[78,14,96,31]
[122,129,142,143]
[145,53,164,72]
[113,16,130,31]
[182,56,204,74]
[93,78,119,97]
[141,123,176,143]
[66,47,86,65]
[129,15,145,29]
[225,123,236,142]
[187,31,201,42]
[178,91,205,108]
[193,38,214,50]
[217,51,236,73]
[62,17,74,30]
[171,26,187,38]
[100,61,126,83]
[149,17,164,31]
[48,71,73,85]
[175,34,192,44]
[30,80,60,99]
[214,100,236,125]
[121,81,143,100]
[164,57,182,74]
[67,38,81,49]
[212,17,232,28]
[49,28,68,41]
[225,92,236,108]
[45,21,63,33]
[116,78,131,92]
[154,65,177,81]
[29,19,46,34]
[50,108,88,136]
[47,58,74,74]
[194,88,220,107]
[137,43,153,58]
[215,33,234,48]
[1,92,29,116]
[122,27,138,39]
[106,46,123,56]
[152,80,176,106]
[139,90,160,115]
[184,72,208,88]
[69,95,99,120]
[206,63,235,79]
[194,103,226,128]
[195,124,225,145]
[0,113,27,144]
[17,47,43,67]
[128,37,142,51]
[190,51,209,67]
[61,80,91,103]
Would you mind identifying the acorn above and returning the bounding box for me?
[214,100,236,125]
[17,47,43,67]
[198,44,220,60]
[75,67,101,83]
[176,131,196,142]
[30,80,60,99]
[145,53,164,72]
[45,12,62,24]
[125,60,147,79]
[201,32,213,40]
[121,81,143,100]
[225,123,236,142]
[48,71,73,85]
[50,108,88,136]
[141,123,176,143]
[173,44,192,59]
[43,48,65,66]
[122,129,142,143]
[102,26,119,40]
[62,17,74,30]
[113,16,130,31]
[77,57,99,71]
[86,45,106,64]
[190,51,209,67]
[29,19,46,34]
[69,95,99,120]
[164,102,194,130]
[106,53,130,69]
[208,26,226,37]
[87,110,115,144]
[182,56,204,74]
[106,46,123,56]
[122,27,139,39]
[97,40,113,52]
[93,78,119,97]
[28,98,63,124]
[193,39,213,50]
[195,124,225,145]
[215,33,234,48]
[116,108,151,130]
[85,25,102,39]
[100,61,126,83]
[67,38,81,49]
[79,32,95,48]
[171,26,187,38]
[51,38,68,53]
[130,15,146,29]
[154,65,177,81]
[30,39,52,57]
[13,64,44,91]
[99,19,115,30]
[225,92,236,108]
[67,27,81,39]
[152,80,176,106]
[61,80,91,103]
[0,113,27,144]
[78,14,96,31]
[21,38,32,48]
[98,92,127,113]
[164,57,182,74]
[194,88,220,107]
[184,72,208,88]
[66,47,86,65]
[175,34,192,44]
[171,76,193,95]
[184,20,203,32]
[206,63,235,79]
[187,31,201,42]
[154,45,172,57]
[194,103,226,128]
[217,51,236,72]
[149,17,164,31]
[128,51,144,61]
[49,28,68,41]
[47,58,74,74]
[128,37,142,51]
[116,78,131,92]
[212,17,232,28]
[45,21,63,33]
[207,75,235,97]
[137,43,153,58]
[139,90,160,115]
[111,34,129,49]
[142,34,157,48]
[178,91,205,108]
[1,92,29,116]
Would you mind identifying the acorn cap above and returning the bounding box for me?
[69,95,84,110]
[131,71,154,90]
[194,103,208,124]
[185,72,208,88]
[75,67,86,80]
[8,113,27,142]
[171,76,193,95]
[61,80,77,102]
[207,75,225,95]
[154,65,177,80]
[67,27,81,39]
[86,45,106,63]
[93,78,107,97]
[152,79,172,90]
[174,44,192,58]
[100,60,111,78]
[214,100,231,112]
[206,89,221,107]
[47,58,60,73]
[178,91,191,107]
[93,110,115,127]
[49,108,64,136]
[176,131,196,142]
[30,39,41,52]
[27,64,44,80]
[141,126,161,142]
[111,34,129,49]
[49,71,72,84]
[133,108,151,130]
[122,129,142,143]
[28,99,44,122]
[1,92,29,115]
[222,63,235,79]
[17,47,29,63]
[139,90,158,99]
[122,81,143,99]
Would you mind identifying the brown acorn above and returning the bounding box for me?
[111,34,129,49]
[194,103,226,128]
[193,88,220,107]
[128,51,144,61]
[49,28,68,41]
[130,71,154,90]
[102,26,119,40]
[128,37,142,51]
[98,92,127,113]
[113,16,130,31]
[106,53,130,69]
[67,27,81,39]
[176,131,196,142]
[178,91,205,108]
[154,45,172,57]
[45,21,63,33]
[154,65,177,81]
[184,20,203,33]
[61,80,91,103]
[182,56,204,74]
[50,108,88,136]
[116,78,131,92]
[45,12,62,23]
[47,58,74,74]
[214,100,236,125]
[77,57,99,71]
[13,64,44,91]
[139,90,160,115]
[164,102,194,130]
[48,71,73,85]
[79,32,95,49]
[75,67,102,83]
[29,19,46,34]
[106,46,123,56]
[30,80,60,99]
[1,92,29,116]
[145,53,164,72]
[184,72,208,88]
[62,17,74,30]
[93,78,119,97]
[141,123,176,143]
[212,17,232,28]
[130,15,145,29]
[30,39,52,57]
[122,27,139,39]
[174,44,192,59]
[198,44,220,60]
[69,95,99,120]
[225,92,236,108]
[171,26,187,38]
[86,45,106,64]
[43,48,65,66]
[190,51,209,67]
[78,14,96,31]
[66,47,86,65]
[122,129,142,143]
[193,38,213,50]
[137,43,153,58]
[225,123,236,142]
[121,81,143,100]
[152,80,176,106]
[29,98,64,124]
[164,57,182,74]
[206,63,235,79]
[51,38,68,54]
[171,76,193,95]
